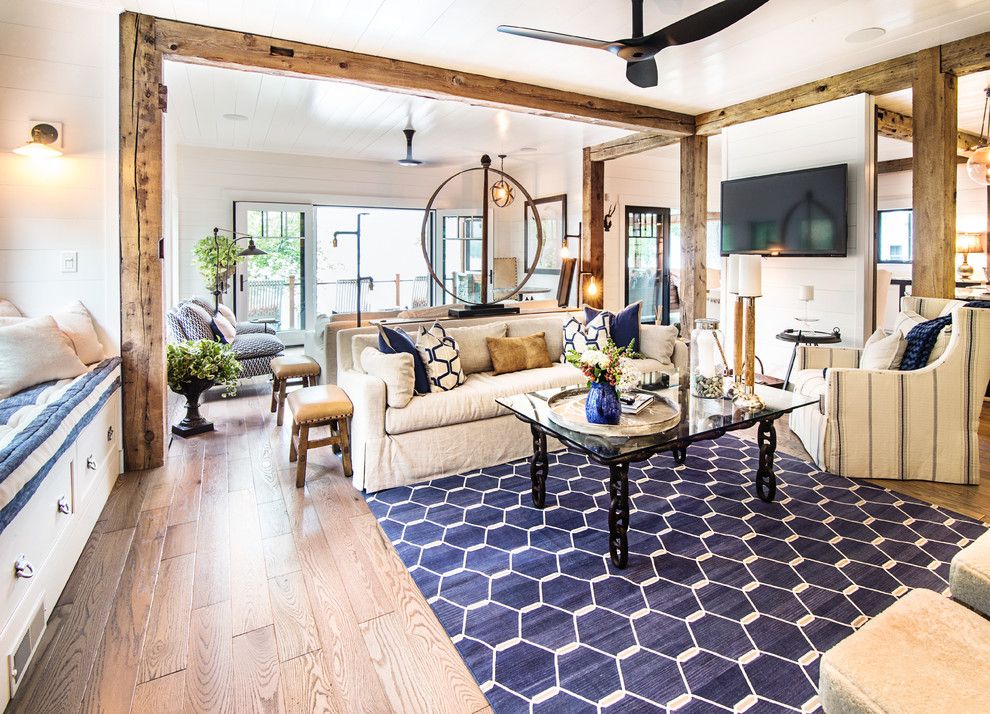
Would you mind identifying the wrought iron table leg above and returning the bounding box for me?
[672,446,687,465]
[755,418,778,503]
[608,463,630,568]
[530,425,548,509]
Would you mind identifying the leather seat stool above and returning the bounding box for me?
[270,355,321,426]
[287,384,353,487]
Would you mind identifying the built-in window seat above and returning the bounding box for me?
[0,357,121,707]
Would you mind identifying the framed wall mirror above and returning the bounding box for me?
[524,194,567,275]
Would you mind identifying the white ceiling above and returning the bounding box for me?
[877,69,990,136]
[119,0,990,116]
[163,61,631,163]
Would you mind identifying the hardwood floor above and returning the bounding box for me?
[8,378,990,713]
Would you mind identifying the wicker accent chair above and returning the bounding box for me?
[789,296,990,484]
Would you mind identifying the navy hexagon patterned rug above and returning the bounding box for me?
[365,434,987,713]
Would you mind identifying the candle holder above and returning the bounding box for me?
[732,255,764,412]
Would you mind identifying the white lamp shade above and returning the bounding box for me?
[798,285,814,301]
[726,255,740,294]
[737,255,762,297]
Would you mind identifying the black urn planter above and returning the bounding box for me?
[171,377,216,437]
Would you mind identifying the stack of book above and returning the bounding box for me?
[619,392,654,415]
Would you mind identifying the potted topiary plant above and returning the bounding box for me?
[193,233,244,293]
[167,339,242,437]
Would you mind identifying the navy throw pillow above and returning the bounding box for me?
[584,302,641,351]
[378,324,430,395]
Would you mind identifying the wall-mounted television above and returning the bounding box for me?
[720,163,848,257]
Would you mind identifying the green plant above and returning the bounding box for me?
[565,338,640,391]
[193,234,243,291]
[166,339,242,397]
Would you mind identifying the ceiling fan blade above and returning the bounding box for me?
[647,0,770,48]
[625,58,659,88]
[497,25,612,50]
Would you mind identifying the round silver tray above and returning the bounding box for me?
[546,388,681,437]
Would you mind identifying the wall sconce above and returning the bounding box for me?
[13,122,63,158]
[561,221,582,260]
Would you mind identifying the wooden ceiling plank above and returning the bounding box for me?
[696,54,916,136]
[588,131,680,162]
[153,18,694,135]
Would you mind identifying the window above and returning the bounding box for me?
[441,215,483,301]
[878,209,912,263]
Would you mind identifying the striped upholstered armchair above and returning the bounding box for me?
[789,296,990,484]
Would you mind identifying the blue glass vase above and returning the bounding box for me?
[586,381,621,425]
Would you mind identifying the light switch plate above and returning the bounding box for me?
[60,251,77,273]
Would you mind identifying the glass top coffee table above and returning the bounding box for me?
[496,384,819,568]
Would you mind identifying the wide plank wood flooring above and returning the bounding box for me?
[8,377,990,713]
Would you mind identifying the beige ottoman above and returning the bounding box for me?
[287,384,353,487]
[950,530,990,617]
[819,588,990,713]
[270,355,321,426]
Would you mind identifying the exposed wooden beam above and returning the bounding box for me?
[587,131,679,162]
[679,136,708,332]
[120,12,166,470]
[581,148,605,309]
[940,29,990,76]
[877,156,967,174]
[876,106,982,155]
[912,48,958,299]
[695,55,915,136]
[154,19,694,135]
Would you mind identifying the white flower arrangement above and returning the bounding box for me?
[566,338,641,392]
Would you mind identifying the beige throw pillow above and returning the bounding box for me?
[446,322,507,374]
[361,347,415,408]
[0,316,88,398]
[0,299,21,317]
[487,333,553,375]
[53,301,105,364]
[217,303,236,324]
[859,329,906,370]
[212,311,237,343]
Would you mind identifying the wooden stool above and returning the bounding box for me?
[270,356,321,426]
[287,385,353,487]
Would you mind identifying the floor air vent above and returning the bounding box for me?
[8,602,45,696]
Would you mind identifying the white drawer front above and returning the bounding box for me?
[73,391,120,506]
[0,452,73,625]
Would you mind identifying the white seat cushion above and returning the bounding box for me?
[385,364,583,435]
[506,316,569,362]
[791,368,827,399]
[446,321,507,374]
[950,530,990,618]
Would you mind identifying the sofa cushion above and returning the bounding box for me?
[626,358,671,378]
[231,333,284,360]
[792,368,827,400]
[416,323,465,392]
[361,348,414,408]
[385,364,583,435]
[638,324,678,365]
[487,333,553,375]
[351,334,379,371]
[0,299,21,317]
[446,321,507,374]
[950,530,990,619]
[506,316,568,362]
[379,324,430,395]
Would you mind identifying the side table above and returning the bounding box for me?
[776,328,842,390]
[251,318,280,334]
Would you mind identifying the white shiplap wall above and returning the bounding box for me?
[0,0,119,349]
[721,94,875,376]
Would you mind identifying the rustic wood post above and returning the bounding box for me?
[680,135,708,331]
[581,147,605,309]
[911,47,957,298]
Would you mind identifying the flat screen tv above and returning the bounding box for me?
[720,163,848,257]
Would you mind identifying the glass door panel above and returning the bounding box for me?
[625,206,671,324]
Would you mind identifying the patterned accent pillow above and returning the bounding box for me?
[175,303,215,341]
[211,311,237,344]
[561,312,610,360]
[416,322,465,392]
[165,311,187,342]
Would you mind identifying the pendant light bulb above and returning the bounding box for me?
[967,88,990,186]
[490,154,514,208]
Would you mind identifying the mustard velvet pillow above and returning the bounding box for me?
[486,332,553,375]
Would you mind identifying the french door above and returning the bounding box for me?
[624,206,672,324]
[233,202,314,346]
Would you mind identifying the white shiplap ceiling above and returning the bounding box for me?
[125,0,990,116]
[163,61,631,163]
[877,69,990,136]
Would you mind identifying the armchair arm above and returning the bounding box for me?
[337,369,387,442]
[796,345,861,371]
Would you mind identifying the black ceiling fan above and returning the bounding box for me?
[497,0,770,88]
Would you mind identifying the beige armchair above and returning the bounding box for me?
[789,296,990,484]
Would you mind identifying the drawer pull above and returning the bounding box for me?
[14,557,34,579]
[57,496,70,515]
[107,425,114,442]
[86,456,97,470]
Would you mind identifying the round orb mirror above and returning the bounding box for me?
[420,154,543,307]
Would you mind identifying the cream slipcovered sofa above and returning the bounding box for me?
[789,296,990,484]
[336,311,687,492]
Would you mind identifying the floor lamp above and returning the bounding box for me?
[332,213,371,327]
[726,255,743,398]
[733,254,765,411]
[211,226,267,311]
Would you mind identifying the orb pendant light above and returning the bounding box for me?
[966,88,990,186]
[490,154,514,207]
